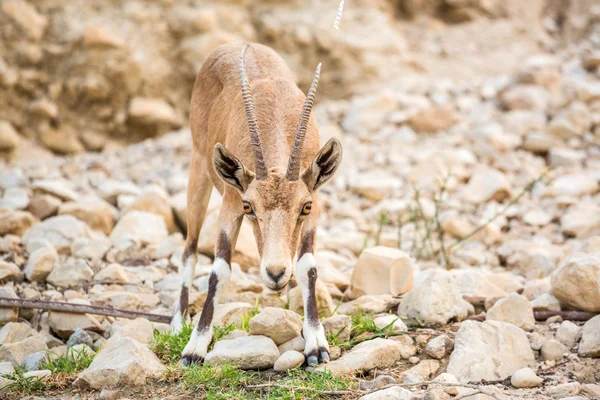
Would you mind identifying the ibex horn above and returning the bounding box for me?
[240,44,268,180]
[286,62,322,181]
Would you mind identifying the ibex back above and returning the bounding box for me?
[172,42,343,366]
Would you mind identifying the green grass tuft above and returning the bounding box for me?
[40,346,95,374]
[1,368,46,394]
[152,321,194,364]
[180,364,352,400]
[327,311,404,350]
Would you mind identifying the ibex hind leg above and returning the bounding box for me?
[171,153,213,333]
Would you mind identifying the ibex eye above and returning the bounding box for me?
[243,201,254,216]
[301,202,312,216]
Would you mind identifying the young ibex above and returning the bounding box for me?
[171,42,343,367]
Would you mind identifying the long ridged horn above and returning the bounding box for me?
[240,44,268,180]
[286,63,322,181]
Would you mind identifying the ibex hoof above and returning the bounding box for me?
[182,353,204,367]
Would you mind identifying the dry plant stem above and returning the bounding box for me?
[434,174,451,268]
[449,171,549,251]
[0,298,171,323]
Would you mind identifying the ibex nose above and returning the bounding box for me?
[266,265,286,284]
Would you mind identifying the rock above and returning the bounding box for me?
[205,335,279,370]
[39,126,85,154]
[500,85,550,111]
[316,338,401,375]
[58,197,116,235]
[278,336,305,354]
[0,187,29,210]
[24,246,58,282]
[373,315,407,334]
[540,339,567,361]
[561,204,600,239]
[486,293,535,331]
[579,315,600,358]
[551,253,600,312]
[359,386,414,400]
[462,166,511,203]
[1,0,48,40]
[94,263,129,284]
[351,247,414,297]
[0,261,24,282]
[47,259,94,288]
[425,335,453,360]
[550,173,598,197]
[22,215,95,254]
[523,209,552,226]
[105,318,162,347]
[0,335,48,367]
[31,180,78,202]
[338,295,398,316]
[424,388,449,400]
[409,105,459,133]
[0,322,35,345]
[556,320,581,348]
[349,172,403,201]
[22,350,53,371]
[67,329,94,347]
[97,180,140,205]
[248,307,302,345]
[447,320,535,382]
[75,337,166,388]
[581,384,600,399]
[0,209,38,236]
[273,350,305,371]
[28,193,61,220]
[359,375,397,393]
[510,367,543,388]
[49,309,104,340]
[390,335,416,359]
[71,237,111,260]
[322,315,351,342]
[547,101,591,139]
[0,121,19,151]
[83,24,125,48]
[128,98,180,126]
[530,292,561,311]
[110,211,169,245]
[127,187,178,234]
[0,286,19,324]
[402,360,439,383]
[546,382,580,398]
[287,280,333,319]
[0,362,15,376]
[398,269,472,326]
[23,369,51,379]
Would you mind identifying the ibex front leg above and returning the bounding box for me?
[181,205,242,366]
[297,201,329,366]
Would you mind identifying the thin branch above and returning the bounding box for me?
[0,297,171,323]
[434,174,451,268]
[464,307,598,322]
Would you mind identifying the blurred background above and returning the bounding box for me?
[0,0,598,154]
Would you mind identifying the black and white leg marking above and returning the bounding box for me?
[181,232,232,366]
[171,240,197,332]
[297,229,329,366]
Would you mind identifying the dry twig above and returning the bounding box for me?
[0,297,171,323]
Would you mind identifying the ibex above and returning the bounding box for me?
[171,42,343,367]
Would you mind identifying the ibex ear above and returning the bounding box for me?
[213,143,255,193]
[302,138,342,192]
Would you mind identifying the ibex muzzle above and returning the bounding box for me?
[171,42,342,367]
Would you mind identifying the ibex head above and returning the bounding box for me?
[212,45,342,290]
